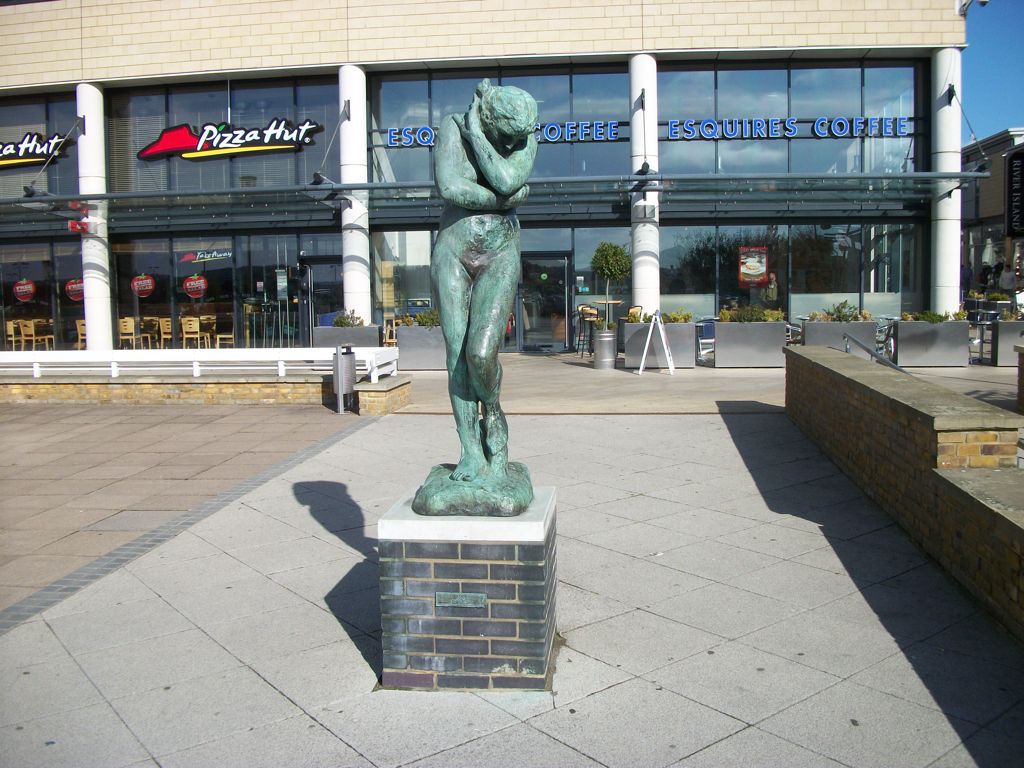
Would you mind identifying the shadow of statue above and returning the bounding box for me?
[717,402,1023,768]
[292,480,381,680]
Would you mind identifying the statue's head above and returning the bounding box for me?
[476,79,537,151]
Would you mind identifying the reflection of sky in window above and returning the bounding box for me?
[790,138,860,173]
[431,78,479,125]
[658,140,714,174]
[864,68,914,116]
[530,142,570,178]
[502,74,570,123]
[374,79,429,127]
[658,70,714,118]
[573,227,630,271]
[790,68,860,117]
[864,136,915,173]
[718,140,787,173]
[574,142,629,176]
[718,70,786,119]
[171,87,228,125]
[372,146,430,182]
[521,228,571,252]
[571,72,629,122]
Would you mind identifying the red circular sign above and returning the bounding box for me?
[131,274,155,298]
[13,279,36,302]
[183,274,208,299]
[64,278,84,302]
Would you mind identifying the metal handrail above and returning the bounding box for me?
[842,332,904,371]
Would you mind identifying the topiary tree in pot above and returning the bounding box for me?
[591,241,632,325]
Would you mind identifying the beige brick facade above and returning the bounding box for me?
[1,0,964,90]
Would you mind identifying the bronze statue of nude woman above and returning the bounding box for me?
[411,79,538,517]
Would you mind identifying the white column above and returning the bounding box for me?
[629,54,660,314]
[931,48,962,315]
[77,83,113,350]
[339,65,372,325]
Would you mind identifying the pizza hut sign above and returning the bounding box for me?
[13,278,36,302]
[183,274,208,299]
[131,274,155,298]
[64,278,84,302]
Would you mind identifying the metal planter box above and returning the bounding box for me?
[992,321,1024,367]
[396,325,446,370]
[312,325,382,347]
[802,321,876,361]
[713,322,786,367]
[892,321,968,367]
[623,322,695,368]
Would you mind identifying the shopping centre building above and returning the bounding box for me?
[0,1,976,352]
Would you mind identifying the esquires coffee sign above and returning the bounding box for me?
[0,132,68,170]
[138,118,322,161]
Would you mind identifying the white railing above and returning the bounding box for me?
[0,347,400,384]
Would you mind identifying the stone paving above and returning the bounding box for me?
[1,402,1023,767]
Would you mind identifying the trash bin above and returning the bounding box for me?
[333,345,357,413]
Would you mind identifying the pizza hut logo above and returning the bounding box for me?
[64,278,84,302]
[131,274,155,298]
[183,274,208,299]
[13,279,36,302]
[138,118,322,162]
[0,132,67,170]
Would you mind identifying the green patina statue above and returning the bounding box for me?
[411,79,538,517]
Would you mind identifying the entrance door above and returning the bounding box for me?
[514,253,569,351]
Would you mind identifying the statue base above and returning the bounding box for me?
[411,462,534,517]
[378,487,556,690]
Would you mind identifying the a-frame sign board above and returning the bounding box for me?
[637,309,675,375]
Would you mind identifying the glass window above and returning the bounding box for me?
[173,236,234,347]
[521,228,571,253]
[790,137,860,173]
[572,72,629,123]
[717,69,787,119]
[789,224,862,317]
[1,241,55,350]
[502,72,570,124]
[660,226,716,318]
[659,140,715,174]
[431,77,481,125]
[230,82,295,188]
[717,225,788,312]
[658,70,714,120]
[790,67,860,118]
[54,241,84,349]
[573,227,631,308]
[109,89,169,193]
[371,77,430,183]
[114,238,173,348]
[373,230,433,324]
[863,222,921,316]
[718,140,787,174]
[169,85,229,191]
[0,95,78,198]
[295,79,338,186]
[236,234,298,347]
[864,67,914,117]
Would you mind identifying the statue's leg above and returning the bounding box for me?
[465,244,520,477]
[432,240,488,482]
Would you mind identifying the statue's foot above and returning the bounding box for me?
[450,453,488,482]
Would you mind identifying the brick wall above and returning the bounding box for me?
[0,376,330,405]
[354,378,411,416]
[379,526,556,690]
[1,1,964,88]
[785,347,1024,642]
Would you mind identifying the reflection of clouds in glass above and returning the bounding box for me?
[372,146,430,182]
[790,138,859,173]
[376,80,429,127]
[864,68,914,116]
[431,78,479,123]
[864,136,914,173]
[521,228,571,251]
[790,69,860,117]
[718,140,787,173]
[658,71,714,116]
[573,227,630,270]
[572,73,629,121]
[502,74,570,123]
[659,140,714,174]
[718,70,787,118]
[574,143,629,176]
[530,142,570,178]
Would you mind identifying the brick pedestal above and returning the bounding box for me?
[377,488,556,690]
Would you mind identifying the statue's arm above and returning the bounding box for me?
[435,117,500,210]
[461,102,538,196]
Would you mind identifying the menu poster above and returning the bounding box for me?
[738,246,768,288]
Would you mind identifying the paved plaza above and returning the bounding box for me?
[0,358,1022,767]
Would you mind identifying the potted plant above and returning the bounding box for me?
[982,292,1012,315]
[963,289,985,312]
[892,310,969,367]
[802,300,876,361]
[591,241,632,326]
[624,310,696,369]
[714,305,787,367]
[991,307,1024,367]
[395,308,446,369]
[312,309,382,347]
[592,318,617,370]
